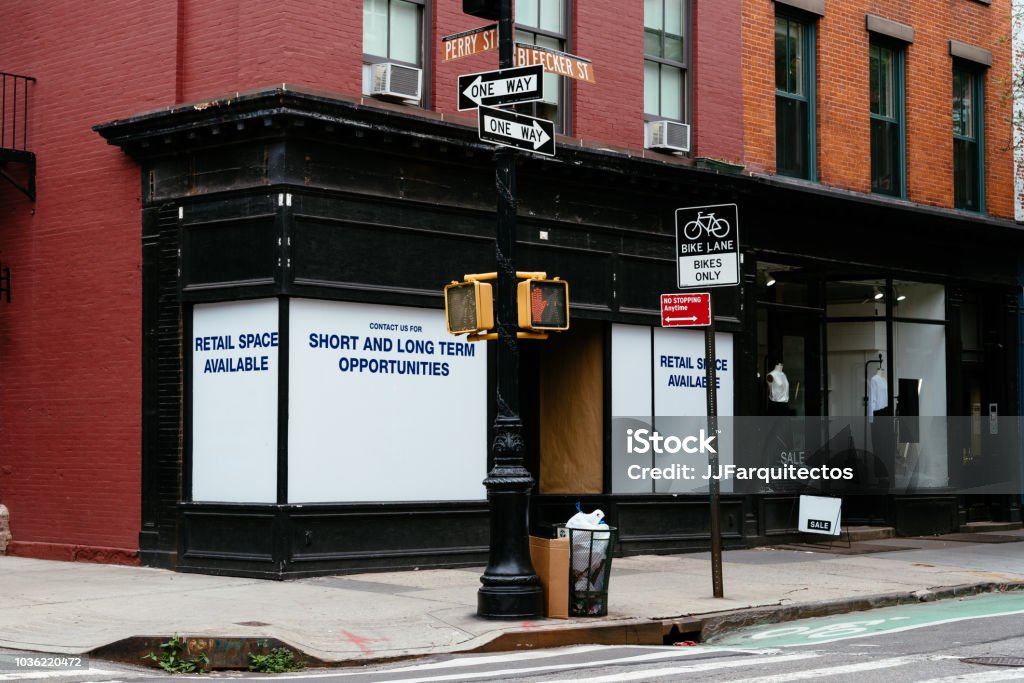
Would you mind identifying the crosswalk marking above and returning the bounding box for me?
[319,649,803,683]
[0,670,121,681]
[917,671,1024,682]
[539,653,822,683]
[724,655,919,682]
[341,645,612,673]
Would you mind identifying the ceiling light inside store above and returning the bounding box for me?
[765,273,777,287]
[873,288,884,300]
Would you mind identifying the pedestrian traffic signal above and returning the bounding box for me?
[444,280,494,335]
[517,278,569,331]
[463,0,500,20]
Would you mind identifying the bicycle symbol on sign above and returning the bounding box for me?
[683,212,731,241]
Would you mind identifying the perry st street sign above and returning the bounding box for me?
[477,105,556,157]
[458,64,544,111]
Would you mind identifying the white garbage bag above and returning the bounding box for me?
[564,509,611,592]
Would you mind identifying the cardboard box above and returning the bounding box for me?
[529,535,569,619]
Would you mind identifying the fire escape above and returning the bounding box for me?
[0,71,32,303]
[0,72,35,202]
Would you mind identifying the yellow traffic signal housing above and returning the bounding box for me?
[517,278,569,332]
[444,280,494,335]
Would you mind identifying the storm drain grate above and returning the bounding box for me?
[961,657,1024,667]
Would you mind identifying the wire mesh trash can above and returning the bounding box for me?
[557,525,617,617]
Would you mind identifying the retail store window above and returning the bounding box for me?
[825,279,948,491]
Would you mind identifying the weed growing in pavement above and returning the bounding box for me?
[248,646,305,673]
[142,634,210,674]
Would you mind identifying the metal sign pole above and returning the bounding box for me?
[477,0,543,619]
[704,297,724,598]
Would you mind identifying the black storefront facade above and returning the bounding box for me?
[97,88,1023,579]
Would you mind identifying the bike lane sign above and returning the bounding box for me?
[674,203,740,289]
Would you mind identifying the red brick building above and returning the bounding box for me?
[0,1,1019,576]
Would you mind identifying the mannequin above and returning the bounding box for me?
[767,363,790,403]
[764,362,793,458]
[766,363,790,418]
[869,368,888,416]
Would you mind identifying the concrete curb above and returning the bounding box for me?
[90,580,1024,671]
[691,580,1024,643]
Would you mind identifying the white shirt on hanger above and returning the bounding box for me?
[869,370,888,416]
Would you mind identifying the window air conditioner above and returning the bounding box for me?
[645,120,691,153]
[370,62,423,102]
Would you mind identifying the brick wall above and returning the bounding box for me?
[694,0,744,163]
[1013,0,1024,221]
[743,0,1014,218]
[0,1,179,561]
[180,0,363,103]
[572,0,644,144]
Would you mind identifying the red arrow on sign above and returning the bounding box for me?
[661,292,711,327]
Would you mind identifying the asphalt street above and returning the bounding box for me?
[12,591,1023,682]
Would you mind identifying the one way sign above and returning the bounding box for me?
[477,105,556,156]
[458,64,544,111]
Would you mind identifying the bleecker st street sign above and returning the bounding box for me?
[477,105,556,157]
[674,203,740,289]
[458,64,544,111]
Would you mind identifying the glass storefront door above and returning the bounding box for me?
[755,262,824,471]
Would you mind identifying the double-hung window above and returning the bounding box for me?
[515,0,567,133]
[953,63,984,212]
[775,13,815,180]
[869,40,905,197]
[363,0,428,104]
[643,0,687,122]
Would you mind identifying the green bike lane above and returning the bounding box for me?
[709,591,1024,648]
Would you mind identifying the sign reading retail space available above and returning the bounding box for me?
[674,203,740,289]
[477,105,555,156]
[660,292,711,327]
[458,64,544,111]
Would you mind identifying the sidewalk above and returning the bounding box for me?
[2,530,1023,668]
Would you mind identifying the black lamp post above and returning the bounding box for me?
[476,0,544,619]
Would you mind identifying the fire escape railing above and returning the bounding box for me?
[0,72,36,201]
